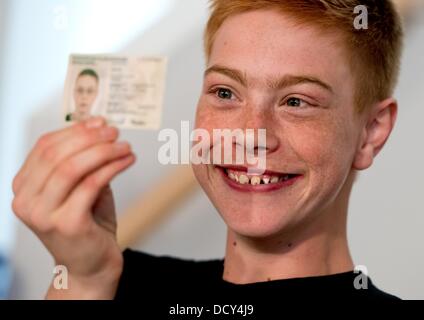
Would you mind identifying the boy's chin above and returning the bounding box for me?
[224,216,295,240]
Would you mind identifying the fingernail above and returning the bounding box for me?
[100,126,117,139]
[85,117,104,128]
[114,141,130,150]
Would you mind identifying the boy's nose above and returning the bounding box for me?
[240,109,279,155]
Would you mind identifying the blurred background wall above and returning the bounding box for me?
[0,0,423,299]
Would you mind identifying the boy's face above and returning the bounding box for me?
[193,9,367,238]
[73,74,99,117]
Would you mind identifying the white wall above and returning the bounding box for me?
[1,0,423,299]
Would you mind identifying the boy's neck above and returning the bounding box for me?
[223,173,355,284]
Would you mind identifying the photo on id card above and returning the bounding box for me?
[62,54,167,130]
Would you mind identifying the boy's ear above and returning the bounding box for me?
[353,98,398,171]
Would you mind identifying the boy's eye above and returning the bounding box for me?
[286,97,302,107]
[216,88,233,100]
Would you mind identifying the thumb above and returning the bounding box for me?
[92,184,117,234]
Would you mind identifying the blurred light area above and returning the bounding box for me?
[0,0,173,255]
[0,254,12,299]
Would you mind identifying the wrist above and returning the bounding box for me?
[46,260,123,300]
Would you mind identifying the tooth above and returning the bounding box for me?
[228,172,236,180]
[238,174,249,184]
[282,175,290,181]
[270,176,279,184]
[250,176,261,185]
[262,177,270,184]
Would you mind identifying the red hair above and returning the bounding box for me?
[204,0,404,112]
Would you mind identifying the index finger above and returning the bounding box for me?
[13,117,106,194]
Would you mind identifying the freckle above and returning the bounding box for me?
[288,242,293,248]
[267,278,271,281]
[233,241,237,246]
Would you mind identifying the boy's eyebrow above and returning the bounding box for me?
[204,64,333,93]
[205,65,248,87]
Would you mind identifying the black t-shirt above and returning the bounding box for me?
[115,249,399,304]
